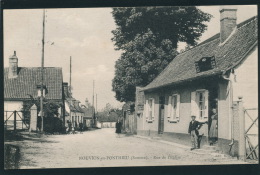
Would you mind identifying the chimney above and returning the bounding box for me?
[9,51,18,78]
[63,82,69,97]
[74,100,80,107]
[220,6,237,43]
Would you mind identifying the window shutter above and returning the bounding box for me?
[204,90,209,118]
[167,96,172,118]
[176,94,180,119]
[191,91,198,117]
[145,100,149,120]
[152,98,155,120]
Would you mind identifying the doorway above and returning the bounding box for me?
[208,87,218,143]
[158,96,165,134]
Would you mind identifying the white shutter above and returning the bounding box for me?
[167,96,172,118]
[191,91,198,117]
[145,100,149,120]
[152,98,155,120]
[176,94,180,119]
[204,90,209,118]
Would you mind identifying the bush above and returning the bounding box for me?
[43,117,63,134]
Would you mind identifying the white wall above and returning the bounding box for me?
[233,47,258,109]
[233,47,258,138]
[4,101,23,111]
[65,101,71,113]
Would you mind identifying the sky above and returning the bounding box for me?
[4,5,257,110]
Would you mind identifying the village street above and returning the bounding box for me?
[5,128,245,169]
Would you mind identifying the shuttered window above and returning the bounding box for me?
[167,94,180,122]
[145,98,155,122]
[191,90,208,121]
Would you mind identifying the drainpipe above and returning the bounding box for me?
[222,70,234,147]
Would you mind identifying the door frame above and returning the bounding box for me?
[158,96,165,134]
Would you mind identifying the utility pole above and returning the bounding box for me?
[69,56,72,123]
[92,80,95,127]
[40,9,46,132]
[96,94,97,113]
[70,56,72,92]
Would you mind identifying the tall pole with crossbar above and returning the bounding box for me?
[40,9,46,132]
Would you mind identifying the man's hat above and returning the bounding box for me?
[191,115,196,118]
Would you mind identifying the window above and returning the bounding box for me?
[167,94,180,122]
[145,98,155,122]
[148,99,153,120]
[191,90,208,121]
[198,92,205,119]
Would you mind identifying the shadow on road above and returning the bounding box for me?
[4,130,59,169]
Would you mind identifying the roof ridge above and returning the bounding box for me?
[237,15,257,29]
[4,67,62,69]
[143,15,258,91]
[178,15,258,55]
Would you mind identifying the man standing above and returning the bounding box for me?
[79,122,83,134]
[188,115,201,150]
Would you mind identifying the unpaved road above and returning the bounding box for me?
[5,128,246,169]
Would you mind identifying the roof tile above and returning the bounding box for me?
[143,16,257,91]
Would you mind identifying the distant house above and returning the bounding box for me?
[136,7,257,156]
[4,51,65,128]
[63,83,85,129]
[80,99,94,128]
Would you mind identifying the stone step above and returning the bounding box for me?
[202,145,218,150]
[194,148,218,153]
[152,137,162,140]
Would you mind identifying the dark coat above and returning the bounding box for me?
[115,122,122,133]
[188,120,201,135]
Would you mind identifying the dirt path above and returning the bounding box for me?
[5,128,245,169]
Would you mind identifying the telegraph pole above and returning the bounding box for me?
[70,56,72,91]
[40,9,46,132]
[92,80,95,126]
[96,94,97,113]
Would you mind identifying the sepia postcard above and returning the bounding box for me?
[3,4,258,170]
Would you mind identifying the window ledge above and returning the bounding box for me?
[146,120,154,123]
[168,119,179,123]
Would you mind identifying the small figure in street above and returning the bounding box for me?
[209,108,218,145]
[72,127,76,134]
[79,122,83,134]
[68,121,72,134]
[115,119,122,138]
[188,115,201,150]
[75,121,78,131]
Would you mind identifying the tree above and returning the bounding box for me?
[111,7,212,102]
[22,95,63,133]
[96,103,122,122]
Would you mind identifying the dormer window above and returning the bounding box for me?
[37,84,48,97]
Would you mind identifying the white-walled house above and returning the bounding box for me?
[63,82,85,129]
[136,8,258,156]
[4,51,65,130]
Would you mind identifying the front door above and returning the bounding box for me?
[158,96,165,134]
[208,87,218,143]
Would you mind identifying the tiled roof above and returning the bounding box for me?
[65,98,84,113]
[64,89,72,99]
[82,107,94,118]
[74,103,84,113]
[4,67,63,100]
[143,16,258,91]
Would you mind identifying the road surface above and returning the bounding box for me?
[5,128,245,169]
